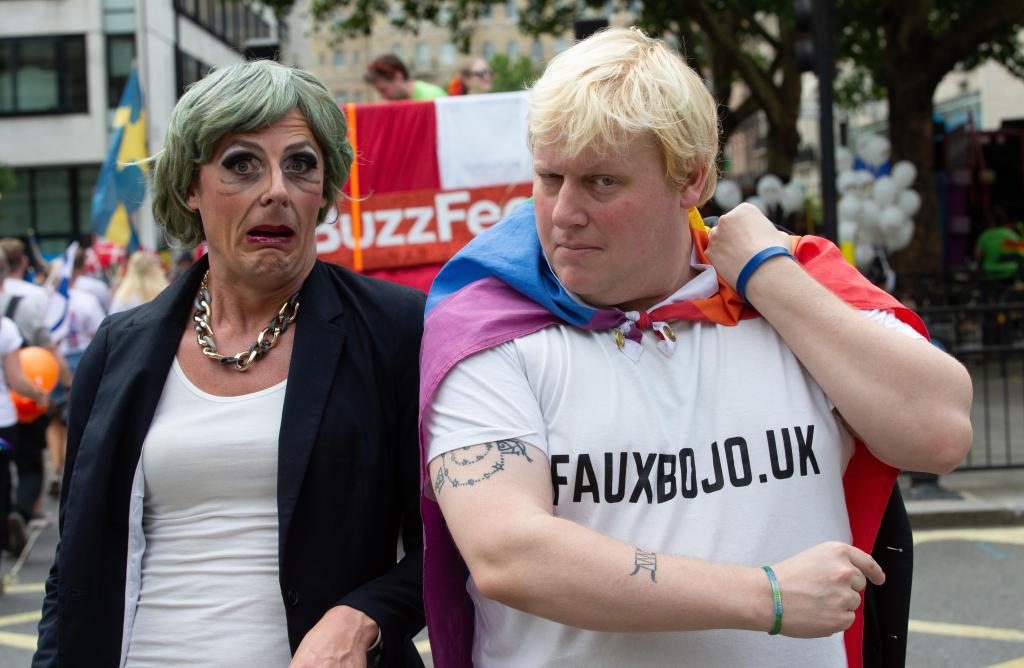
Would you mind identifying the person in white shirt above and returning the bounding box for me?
[44,248,107,497]
[0,238,72,553]
[0,250,50,555]
[420,27,973,668]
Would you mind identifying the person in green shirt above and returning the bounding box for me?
[974,207,1022,282]
[365,54,447,101]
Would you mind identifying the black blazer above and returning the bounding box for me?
[34,258,426,667]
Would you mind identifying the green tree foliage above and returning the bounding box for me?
[488,54,542,92]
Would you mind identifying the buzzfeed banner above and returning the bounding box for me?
[316,92,534,272]
[316,183,532,271]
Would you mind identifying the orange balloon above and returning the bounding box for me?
[18,346,59,392]
[9,391,46,423]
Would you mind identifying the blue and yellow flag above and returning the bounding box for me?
[91,66,147,251]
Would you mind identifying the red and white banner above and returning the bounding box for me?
[316,92,533,289]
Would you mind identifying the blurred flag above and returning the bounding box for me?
[46,241,80,341]
[91,66,147,251]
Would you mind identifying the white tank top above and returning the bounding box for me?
[124,359,292,667]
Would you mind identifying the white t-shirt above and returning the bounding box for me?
[0,316,24,427]
[426,275,923,667]
[74,274,112,313]
[3,277,48,311]
[124,360,291,667]
[58,288,105,357]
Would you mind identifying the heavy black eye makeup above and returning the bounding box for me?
[220,150,259,174]
[286,150,319,172]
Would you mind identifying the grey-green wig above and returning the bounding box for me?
[152,60,353,248]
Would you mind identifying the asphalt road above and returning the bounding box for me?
[1,499,1021,667]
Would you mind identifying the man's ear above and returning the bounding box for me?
[680,165,711,209]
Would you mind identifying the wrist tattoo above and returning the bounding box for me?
[434,438,534,493]
[630,547,658,582]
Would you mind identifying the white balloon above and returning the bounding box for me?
[879,205,906,234]
[862,135,891,168]
[838,194,862,223]
[839,220,859,244]
[745,196,767,215]
[714,179,742,211]
[897,189,922,217]
[837,170,860,194]
[854,242,877,269]
[855,135,875,164]
[873,175,898,206]
[854,170,875,188]
[860,200,881,229]
[857,222,884,247]
[756,175,785,207]
[781,183,805,215]
[886,219,915,252]
[891,160,918,189]
[835,146,854,172]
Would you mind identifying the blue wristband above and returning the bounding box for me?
[735,246,794,304]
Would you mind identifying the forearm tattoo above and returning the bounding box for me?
[630,547,658,582]
[434,439,534,493]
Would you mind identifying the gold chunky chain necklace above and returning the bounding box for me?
[192,270,300,372]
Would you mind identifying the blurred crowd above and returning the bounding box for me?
[0,237,185,563]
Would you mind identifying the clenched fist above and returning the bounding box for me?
[771,541,886,638]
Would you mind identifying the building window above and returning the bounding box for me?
[0,165,100,253]
[392,43,405,61]
[481,5,493,22]
[106,34,135,108]
[531,39,544,63]
[507,40,519,60]
[482,41,495,60]
[415,42,431,70]
[333,49,344,68]
[176,50,213,98]
[334,90,348,104]
[439,42,456,66]
[175,0,273,51]
[554,37,567,54]
[506,0,518,22]
[0,35,88,115]
[354,90,363,102]
[318,51,326,67]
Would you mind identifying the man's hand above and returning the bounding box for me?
[705,202,792,288]
[289,605,379,668]
[771,541,886,638]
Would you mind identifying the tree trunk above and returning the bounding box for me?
[763,117,800,181]
[886,77,942,274]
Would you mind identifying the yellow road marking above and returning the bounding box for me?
[0,630,36,650]
[5,583,44,594]
[0,611,41,628]
[987,658,1024,668]
[914,527,1024,546]
[909,620,1024,642]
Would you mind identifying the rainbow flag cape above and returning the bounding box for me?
[419,201,926,668]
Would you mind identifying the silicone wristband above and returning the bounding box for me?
[762,565,783,635]
[736,246,794,303]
